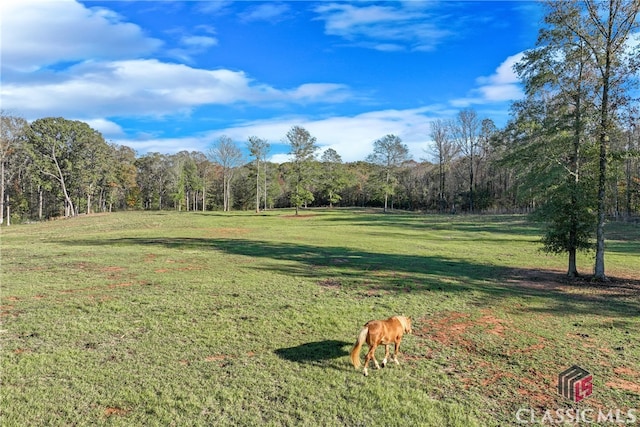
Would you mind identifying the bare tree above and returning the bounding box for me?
[427,119,458,213]
[450,109,481,212]
[247,136,270,213]
[207,136,244,212]
[366,134,411,212]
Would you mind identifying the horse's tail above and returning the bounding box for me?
[350,326,368,369]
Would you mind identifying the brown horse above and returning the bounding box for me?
[350,315,412,376]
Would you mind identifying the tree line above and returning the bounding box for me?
[1,0,639,280]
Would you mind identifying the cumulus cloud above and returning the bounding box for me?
[2,58,351,120]
[83,119,125,138]
[0,0,162,72]
[452,52,524,107]
[193,106,446,163]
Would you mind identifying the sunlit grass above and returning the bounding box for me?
[1,209,638,426]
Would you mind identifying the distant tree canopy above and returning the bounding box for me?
[2,110,637,224]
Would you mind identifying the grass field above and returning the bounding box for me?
[1,209,639,426]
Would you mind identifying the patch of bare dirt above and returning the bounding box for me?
[504,268,640,296]
[606,379,640,393]
[417,311,511,350]
[415,309,556,410]
[104,407,130,417]
[608,367,640,393]
[204,355,227,362]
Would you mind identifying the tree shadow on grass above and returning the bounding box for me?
[274,340,352,369]
[64,236,640,320]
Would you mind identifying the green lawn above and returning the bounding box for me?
[1,209,638,426]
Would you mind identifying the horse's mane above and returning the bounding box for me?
[393,315,411,332]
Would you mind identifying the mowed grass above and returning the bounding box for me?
[1,209,638,426]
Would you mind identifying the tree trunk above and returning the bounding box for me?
[594,27,612,281]
[384,169,390,212]
[255,159,260,213]
[263,164,268,211]
[38,188,43,220]
[594,133,608,280]
[53,154,75,217]
[0,160,4,225]
[469,150,474,213]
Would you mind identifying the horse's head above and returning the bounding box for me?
[398,316,412,334]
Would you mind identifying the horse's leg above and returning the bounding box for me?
[393,338,401,364]
[363,356,369,377]
[382,344,390,368]
[366,343,381,371]
[363,344,375,376]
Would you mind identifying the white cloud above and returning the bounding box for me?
[313,3,450,51]
[452,52,524,107]
[167,33,219,64]
[188,106,447,162]
[0,0,162,72]
[1,59,352,120]
[181,35,218,49]
[110,135,206,155]
[83,119,125,138]
[239,3,292,23]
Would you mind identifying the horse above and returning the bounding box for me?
[350,315,412,376]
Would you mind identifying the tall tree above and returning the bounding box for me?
[286,126,318,215]
[366,134,411,212]
[450,109,481,212]
[26,118,105,217]
[543,0,640,280]
[247,136,270,213]
[113,145,139,210]
[207,136,244,212]
[0,112,28,224]
[514,11,602,277]
[428,119,457,213]
[320,148,349,208]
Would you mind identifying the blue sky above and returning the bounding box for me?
[1,1,544,162]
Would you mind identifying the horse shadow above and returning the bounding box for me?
[274,340,352,369]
